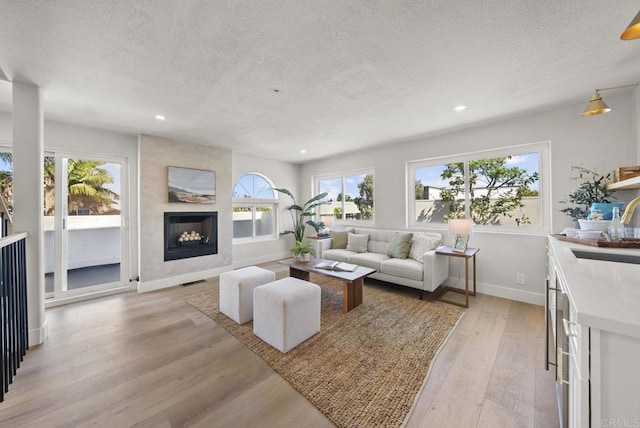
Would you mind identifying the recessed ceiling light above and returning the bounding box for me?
[155,115,166,120]
[300,149,307,154]
[454,105,466,112]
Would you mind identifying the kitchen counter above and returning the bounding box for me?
[548,236,640,339]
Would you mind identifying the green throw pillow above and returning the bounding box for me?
[387,232,413,259]
[331,231,348,249]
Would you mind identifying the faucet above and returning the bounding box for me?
[621,196,640,224]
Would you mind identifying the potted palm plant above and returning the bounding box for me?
[273,188,328,242]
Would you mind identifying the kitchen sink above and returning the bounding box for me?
[571,250,640,265]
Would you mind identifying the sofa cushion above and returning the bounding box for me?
[387,232,413,259]
[346,233,369,253]
[409,234,442,263]
[322,249,356,263]
[368,238,389,254]
[380,258,424,281]
[330,231,348,249]
[347,252,390,271]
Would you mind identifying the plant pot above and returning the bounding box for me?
[296,253,311,262]
[578,219,610,232]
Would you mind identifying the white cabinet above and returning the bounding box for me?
[551,257,589,428]
[548,237,640,428]
[563,294,589,428]
[590,329,640,425]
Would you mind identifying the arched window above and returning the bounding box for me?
[232,173,278,241]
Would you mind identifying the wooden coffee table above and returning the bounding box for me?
[278,258,376,313]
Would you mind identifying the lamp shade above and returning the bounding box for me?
[581,90,611,117]
[621,10,640,40]
[448,218,473,236]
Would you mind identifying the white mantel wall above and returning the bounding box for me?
[300,92,637,305]
[138,134,233,291]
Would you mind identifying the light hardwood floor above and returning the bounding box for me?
[0,262,559,427]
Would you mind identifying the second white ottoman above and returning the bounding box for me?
[253,277,321,353]
[219,266,276,324]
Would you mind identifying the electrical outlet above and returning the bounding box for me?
[516,273,525,285]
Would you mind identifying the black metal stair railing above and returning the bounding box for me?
[0,232,29,402]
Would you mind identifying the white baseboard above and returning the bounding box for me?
[29,321,48,346]
[444,277,544,306]
[138,265,233,293]
[233,252,290,269]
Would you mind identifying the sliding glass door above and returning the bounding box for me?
[45,153,129,301]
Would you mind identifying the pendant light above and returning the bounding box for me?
[581,84,639,117]
[581,90,610,117]
[621,9,640,40]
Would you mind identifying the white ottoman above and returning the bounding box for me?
[219,266,276,324]
[253,277,321,353]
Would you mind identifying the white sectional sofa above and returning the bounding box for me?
[312,228,449,294]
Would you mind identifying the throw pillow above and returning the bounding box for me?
[346,233,369,253]
[409,234,442,263]
[330,231,349,249]
[387,232,413,259]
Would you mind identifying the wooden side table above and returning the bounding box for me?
[435,246,479,308]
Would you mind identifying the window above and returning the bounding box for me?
[232,173,278,241]
[0,151,12,221]
[316,169,374,226]
[408,142,549,231]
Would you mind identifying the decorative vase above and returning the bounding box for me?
[589,202,625,220]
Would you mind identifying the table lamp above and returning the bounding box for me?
[448,218,473,252]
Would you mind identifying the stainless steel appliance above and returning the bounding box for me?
[546,266,569,428]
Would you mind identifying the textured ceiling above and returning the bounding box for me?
[1,1,639,163]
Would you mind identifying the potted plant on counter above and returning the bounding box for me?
[559,166,621,228]
[290,240,316,262]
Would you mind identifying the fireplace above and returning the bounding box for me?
[164,212,218,261]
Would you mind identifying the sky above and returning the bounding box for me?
[168,167,215,195]
[234,174,276,198]
[318,174,366,201]
[414,152,540,190]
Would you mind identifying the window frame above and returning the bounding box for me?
[314,167,375,227]
[232,173,279,243]
[406,141,550,235]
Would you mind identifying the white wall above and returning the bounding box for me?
[138,134,233,291]
[231,152,300,267]
[43,216,121,272]
[299,92,637,305]
[12,82,45,346]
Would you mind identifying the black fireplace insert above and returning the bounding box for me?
[164,211,218,261]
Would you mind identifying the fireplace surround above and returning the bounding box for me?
[164,211,218,261]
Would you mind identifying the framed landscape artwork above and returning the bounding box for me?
[167,166,216,204]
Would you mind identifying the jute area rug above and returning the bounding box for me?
[185,273,463,428]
